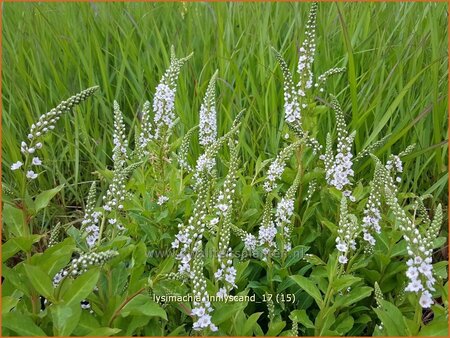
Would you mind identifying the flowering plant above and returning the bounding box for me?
[2,2,447,337]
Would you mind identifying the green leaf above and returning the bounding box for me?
[332,275,362,293]
[241,312,262,336]
[167,324,187,336]
[303,254,326,266]
[62,268,100,305]
[373,300,408,336]
[334,314,354,334]
[51,303,82,336]
[2,312,47,336]
[2,235,43,262]
[23,264,54,300]
[419,319,449,336]
[267,320,286,336]
[120,294,167,320]
[34,184,64,212]
[2,203,25,237]
[2,296,20,313]
[212,302,247,324]
[38,237,76,276]
[290,275,324,308]
[86,328,122,336]
[124,315,152,336]
[71,311,100,336]
[284,245,309,268]
[335,286,373,308]
[290,309,315,329]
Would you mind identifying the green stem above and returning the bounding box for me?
[108,286,147,327]
[316,257,343,336]
[345,247,362,274]
[97,212,107,247]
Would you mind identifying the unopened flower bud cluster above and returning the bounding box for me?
[69,250,119,277]
[213,143,238,296]
[335,197,359,265]
[11,87,98,179]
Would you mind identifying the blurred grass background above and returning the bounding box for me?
[2,1,448,208]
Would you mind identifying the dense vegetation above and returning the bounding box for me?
[2,2,448,336]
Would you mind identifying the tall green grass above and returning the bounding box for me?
[2,1,448,207]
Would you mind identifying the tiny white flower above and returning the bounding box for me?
[210,217,219,226]
[419,291,433,308]
[338,255,348,264]
[157,195,169,205]
[32,157,42,165]
[26,170,38,179]
[11,161,23,171]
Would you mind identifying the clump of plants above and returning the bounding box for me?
[2,3,447,337]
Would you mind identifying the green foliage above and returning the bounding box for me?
[1,1,448,337]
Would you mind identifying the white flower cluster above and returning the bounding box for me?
[276,198,295,225]
[361,152,409,247]
[257,199,278,259]
[215,248,237,296]
[81,182,101,248]
[190,241,218,332]
[361,161,384,246]
[321,96,355,199]
[297,2,318,91]
[171,179,209,275]
[152,47,193,141]
[199,71,218,147]
[273,50,302,125]
[11,87,99,179]
[274,172,300,253]
[335,197,358,265]
[258,221,277,256]
[153,83,176,140]
[52,268,68,287]
[137,101,152,157]
[243,233,257,251]
[263,141,301,192]
[272,3,318,127]
[305,179,317,201]
[157,195,169,205]
[264,161,286,193]
[172,108,243,332]
[112,101,128,166]
[385,188,442,308]
[385,154,403,184]
[193,153,216,188]
[102,102,130,231]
